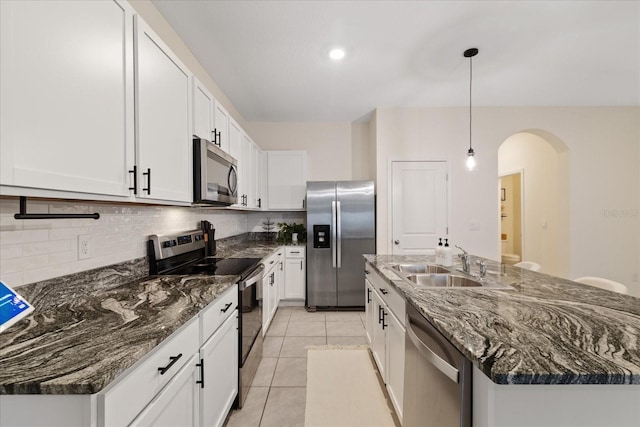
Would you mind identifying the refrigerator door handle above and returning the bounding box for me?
[336,201,342,268]
[331,200,337,268]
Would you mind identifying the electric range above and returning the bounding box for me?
[148,229,264,409]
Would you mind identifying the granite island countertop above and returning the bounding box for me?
[364,254,640,385]
[0,235,286,395]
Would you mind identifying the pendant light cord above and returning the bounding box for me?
[469,54,473,151]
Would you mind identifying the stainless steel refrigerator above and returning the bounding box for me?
[306,181,375,309]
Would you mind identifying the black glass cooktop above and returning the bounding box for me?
[173,257,261,277]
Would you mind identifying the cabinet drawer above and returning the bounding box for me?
[368,267,405,326]
[263,251,280,268]
[200,283,238,343]
[285,246,305,258]
[99,318,199,427]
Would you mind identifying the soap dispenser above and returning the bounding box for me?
[442,239,453,267]
[436,238,443,264]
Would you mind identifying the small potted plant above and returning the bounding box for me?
[277,222,307,244]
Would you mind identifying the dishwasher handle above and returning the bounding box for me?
[406,316,460,384]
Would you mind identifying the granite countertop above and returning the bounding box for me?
[0,236,284,395]
[364,254,640,385]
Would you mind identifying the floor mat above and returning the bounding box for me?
[305,347,396,427]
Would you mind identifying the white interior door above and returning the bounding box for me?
[391,161,448,255]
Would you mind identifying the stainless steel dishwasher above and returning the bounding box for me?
[403,302,472,427]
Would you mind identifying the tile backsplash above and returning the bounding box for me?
[0,199,248,288]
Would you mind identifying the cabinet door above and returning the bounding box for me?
[257,149,267,209]
[252,143,262,208]
[386,309,405,423]
[228,118,243,208]
[200,313,238,427]
[284,258,306,299]
[0,0,134,196]
[241,134,254,208]
[193,77,215,141]
[214,101,230,153]
[365,279,376,346]
[371,290,386,380]
[135,16,192,203]
[267,151,307,209]
[130,354,199,427]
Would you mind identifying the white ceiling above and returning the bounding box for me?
[152,0,640,122]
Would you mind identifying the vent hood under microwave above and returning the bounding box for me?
[193,138,238,206]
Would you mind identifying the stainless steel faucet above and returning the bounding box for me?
[455,245,471,273]
[475,259,487,278]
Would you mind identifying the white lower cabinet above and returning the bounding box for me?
[99,285,238,427]
[365,265,405,424]
[199,312,238,427]
[283,246,305,300]
[262,251,282,334]
[130,354,200,427]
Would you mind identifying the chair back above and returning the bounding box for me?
[574,276,628,295]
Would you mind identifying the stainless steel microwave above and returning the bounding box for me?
[193,138,238,206]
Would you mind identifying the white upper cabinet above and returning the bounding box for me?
[193,77,215,141]
[213,101,230,153]
[0,0,135,197]
[266,151,308,210]
[227,120,263,210]
[135,16,192,203]
[193,77,230,154]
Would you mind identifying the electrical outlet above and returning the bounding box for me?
[78,235,91,260]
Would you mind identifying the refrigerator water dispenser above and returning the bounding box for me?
[313,225,331,248]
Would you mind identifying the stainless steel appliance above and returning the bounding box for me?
[147,228,263,408]
[403,302,472,427]
[193,137,238,206]
[306,181,375,309]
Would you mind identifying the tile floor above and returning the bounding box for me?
[224,306,368,427]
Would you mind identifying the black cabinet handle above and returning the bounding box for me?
[142,168,151,194]
[128,165,137,194]
[378,305,383,324]
[381,310,387,330]
[212,129,221,146]
[364,269,370,274]
[302,199,305,209]
[258,198,262,208]
[367,288,371,304]
[196,358,204,388]
[158,353,182,375]
[300,260,303,270]
[280,262,283,271]
[379,288,388,295]
[221,302,233,313]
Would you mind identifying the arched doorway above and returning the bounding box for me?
[498,131,570,278]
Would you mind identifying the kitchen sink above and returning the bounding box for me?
[405,273,483,288]
[390,263,450,274]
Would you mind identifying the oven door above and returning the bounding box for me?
[237,264,264,408]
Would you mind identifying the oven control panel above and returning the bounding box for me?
[150,230,206,260]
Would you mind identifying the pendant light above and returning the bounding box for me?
[464,48,479,171]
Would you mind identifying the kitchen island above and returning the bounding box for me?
[365,254,640,427]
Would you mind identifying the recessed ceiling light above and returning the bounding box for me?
[329,47,346,61]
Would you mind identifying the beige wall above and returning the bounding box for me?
[373,107,640,296]
[247,122,353,181]
[500,133,568,277]
[351,122,374,181]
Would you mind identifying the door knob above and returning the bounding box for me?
[394,240,400,245]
